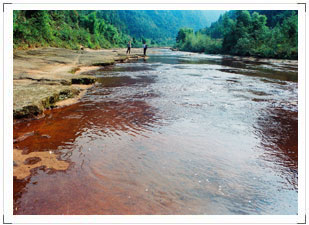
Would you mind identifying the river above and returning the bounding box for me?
[13,49,298,215]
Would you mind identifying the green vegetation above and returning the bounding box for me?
[95,10,224,46]
[13,10,131,49]
[13,10,224,50]
[14,10,296,59]
[175,10,298,59]
[117,10,224,46]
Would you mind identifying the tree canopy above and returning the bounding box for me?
[175,10,298,59]
[13,10,224,49]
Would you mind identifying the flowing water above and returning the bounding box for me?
[13,49,298,215]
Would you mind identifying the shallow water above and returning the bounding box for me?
[13,49,298,215]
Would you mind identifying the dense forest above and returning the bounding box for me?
[97,10,224,45]
[14,11,129,49]
[13,10,223,49]
[13,10,297,59]
[175,10,298,59]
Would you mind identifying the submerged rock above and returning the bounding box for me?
[24,157,41,165]
[13,149,69,179]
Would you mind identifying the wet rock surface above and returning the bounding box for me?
[24,157,42,165]
[14,47,150,119]
[13,148,70,179]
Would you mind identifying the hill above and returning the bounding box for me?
[13,10,225,49]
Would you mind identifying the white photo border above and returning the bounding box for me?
[2,1,306,224]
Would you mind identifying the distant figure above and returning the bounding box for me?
[80,45,85,54]
[143,42,148,56]
[126,41,131,54]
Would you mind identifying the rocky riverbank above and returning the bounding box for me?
[13,47,149,119]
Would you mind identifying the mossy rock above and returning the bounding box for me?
[41,93,60,109]
[91,61,115,66]
[59,89,80,100]
[71,77,96,85]
[13,105,43,119]
[13,84,82,119]
[41,89,81,109]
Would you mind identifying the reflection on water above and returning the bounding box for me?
[255,107,298,189]
[13,49,298,215]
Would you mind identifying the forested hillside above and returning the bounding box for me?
[13,10,224,49]
[13,11,129,49]
[97,10,225,45]
[175,10,298,59]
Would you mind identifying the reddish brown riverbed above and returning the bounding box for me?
[13,49,298,215]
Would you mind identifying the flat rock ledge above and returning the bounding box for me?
[13,47,149,119]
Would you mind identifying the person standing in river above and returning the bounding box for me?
[143,42,148,56]
[126,41,131,54]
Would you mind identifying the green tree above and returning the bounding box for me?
[176,28,193,43]
[175,10,297,59]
